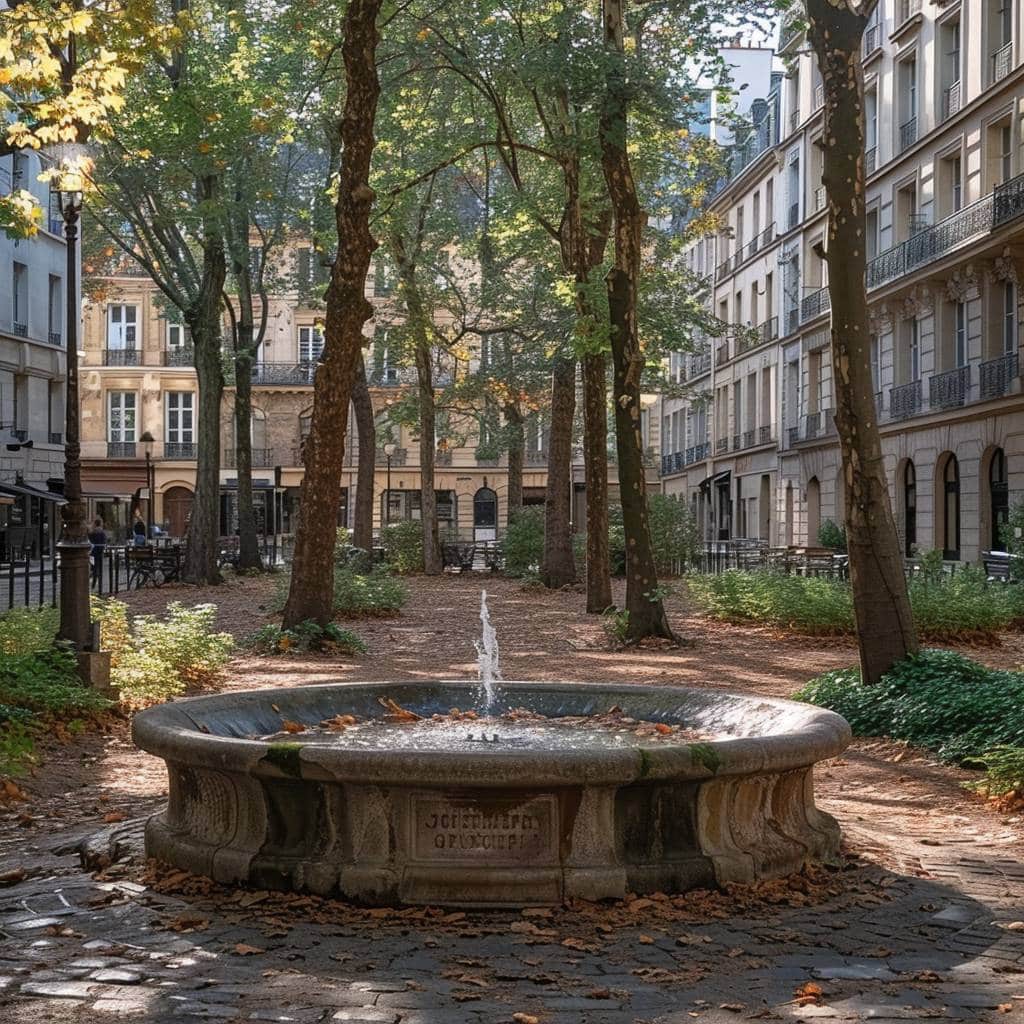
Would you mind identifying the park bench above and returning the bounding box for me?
[982,550,1013,582]
[126,545,182,588]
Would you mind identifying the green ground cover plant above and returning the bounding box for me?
[246,621,367,655]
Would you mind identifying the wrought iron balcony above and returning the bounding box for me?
[48,432,62,445]
[992,42,1013,84]
[801,287,831,323]
[779,17,802,51]
[890,380,922,420]
[716,437,728,454]
[223,447,275,468]
[994,172,1024,227]
[163,442,197,460]
[12,321,27,338]
[746,223,774,260]
[47,331,61,346]
[758,425,772,445]
[866,146,877,175]
[868,179,1024,289]
[249,362,317,386]
[715,254,734,280]
[693,442,710,461]
[760,316,779,344]
[163,347,195,367]
[929,365,971,410]
[742,429,755,449]
[688,351,711,377]
[898,117,918,153]
[104,348,140,367]
[525,449,548,467]
[661,454,673,475]
[107,441,137,458]
[436,449,453,467]
[732,434,742,451]
[943,81,961,120]
[980,351,1019,399]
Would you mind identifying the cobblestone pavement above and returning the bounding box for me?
[1,810,1023,1024]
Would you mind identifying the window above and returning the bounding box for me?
[954,301,968,367]
[990,448,1009,550]
[298,325,324,363]
[48,381,62,440]
[870,335,881,394]
[940,18,961,118]
[1001,124,1013,183]
[898,58,917,150]
[752,192,761,237]
[1004,281,1017,353]
[47,275,61,341]
[107,304,138,349]
[167,321,191,349]
[372,332,396,383]
[373,259,394,297]
[107,392,137,442]
[807,350,822,414]
[865,86,878,155]
[12,262,27,330]
[165,392,194,445]
[866,208,879,260]
[939,153,963,216]
[900,317,921,382]
[941,454,961,560]
[903,461,917,557]
[735,206,745,251]
[295,247,312,291]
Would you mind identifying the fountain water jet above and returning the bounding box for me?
[474,589,501,712]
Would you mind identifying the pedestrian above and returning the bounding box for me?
[132,516,147,547]
[88,517,108,590]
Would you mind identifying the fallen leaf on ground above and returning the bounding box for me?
[102,810,127,823]
[165,914,209,932]
[719,1004,745,1012]
[0,867,26,886]
[233,943,264,955]
[512,1015,539,1024]
[794,982,824,1006]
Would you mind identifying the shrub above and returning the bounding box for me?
[795,649,1024,764]
[381,520,423,574]
[688,567,1024,640]
[0,607,59,655]
[503,507,545,578]
[91,597,132,667]
[967,746,1024,798]
[334,527,372,572]
[817,519,847,552]
[1004,501,1024,581]
[246,621,366,656]
[0,647,110,716]
[609,495,699,576]
[333,566,407,616]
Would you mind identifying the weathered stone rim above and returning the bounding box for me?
[133,680,851,788]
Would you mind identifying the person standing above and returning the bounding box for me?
[132,517,147,547]
[88,518,108,591]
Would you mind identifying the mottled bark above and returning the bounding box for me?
[504,404,524,519]
[806,0,918,682]
[282,0,382,628]
[351,353,376,554]
[541,356,577,588]
[232,339,261,570]
[181,177,227,586]
[599,0,673,641]
[582,352,612,612]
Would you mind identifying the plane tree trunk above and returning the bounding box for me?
[541,356,577,588]
[806,0,918,682]
[351,353,376,554]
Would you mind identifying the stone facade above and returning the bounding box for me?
[659,3,1024,564]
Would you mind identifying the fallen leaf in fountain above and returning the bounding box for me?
[655,723,672,735]
[0,867,27,886]
[378,696,421,722]
[794,982,824,1006]
[321,714,357,731]
[165,914,209,932]
[281,720,305,734]
[998,1004,1014,1014]
[512,1014,540,1024]
[233,943,265,956]
[1004,921,1024,931]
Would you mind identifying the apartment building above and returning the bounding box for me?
[0,148,68,559]
[79,246,658,544]
[661,0,1024,564]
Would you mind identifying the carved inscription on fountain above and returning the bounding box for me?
[410,794,558,865]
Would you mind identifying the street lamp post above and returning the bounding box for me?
[383,441,396,527]
[140,431,155,538]
[53,152,91,655]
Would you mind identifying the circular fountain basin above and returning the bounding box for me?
[132,681,851,907]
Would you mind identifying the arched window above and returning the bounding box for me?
[990,448,1009,551]
[941,454,961,560]
[903,461,916,558]
[806,476,821,546]
[473,487,497,529]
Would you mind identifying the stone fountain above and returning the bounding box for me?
[133,594,850,907]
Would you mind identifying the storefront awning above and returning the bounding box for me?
[0,482,67,504]
[698,470,731,492]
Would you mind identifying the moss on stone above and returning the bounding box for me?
[689,743,722,774]
[263,742,303,777]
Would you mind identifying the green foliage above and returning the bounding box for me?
[0,607,60,655]
[817,519,847,552]
[602,607,630,647]
[246,621,366,656]
[1004,501,1024,580]
[381,521,424,575]
[503,507,545,578]
[115,603,233,704]
[609,496,699,576]
[688,568,1024,640]
[0,648,110,716]
[0,721,36,778]
[335,528,372,572]
[796,649,1024,766]
[91,598,132,667]
[966,746,1024,797]
[333,567,407,616]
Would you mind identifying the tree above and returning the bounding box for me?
[804,0,919,681]
[282,0,383,628]
[598,0,674,642]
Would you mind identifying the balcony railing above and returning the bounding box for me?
[688,351,711,377]
[104,349,140,367]
[868,177,1024,289]
[435,449,453,467]
[779,17,802,51]
[898,116,918,153]
[787,426,799,448]
[980,351,1019,399]
[866,146,877,175]
[163,442,197,460]
[693,442,710,461]
[787,201,799,230]
[661,454,673,476]
[12,321,27,338]
[890,380,922,420]
[377,447,409,467]
[249,362,317,386]
[801,286,831,323]
[716,438,728,454]
[863,23,880,55]
[760,315,779,344]
[525,449,548,467]
[732,434,742,451]
[163,347,195,367]
[993,172,1024,227]
[715,342,730,366]
[107,441,136,458]
[992,42,1013,84]
[742,429,755,449]
[48,432,62,445]
[758,425,772,445]
[47,331,61,346]
[223,448,275,469]
[929,365,971,410]
[943,80,961,120]
[715,254,734,280]
[748,223,774,259]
